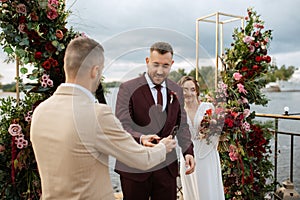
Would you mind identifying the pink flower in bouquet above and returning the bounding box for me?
[241,96,248,104]
[18,24,26,33]
[237,83,248,94]
[48,0,59,6]
[41,74,49,81]
[8,124,22,136]
[233,72,243,81]
[229,144,239,161]
[16,4,27,14]
[249,45,255,53]
[41,82,47,88]
[243,109,251,118]
[16,137,28,149]
[47,5,58,20]
[242,122,251,132]
[47,79,54,87]
[243,35,254,44]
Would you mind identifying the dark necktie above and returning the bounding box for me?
[154,84,163,107]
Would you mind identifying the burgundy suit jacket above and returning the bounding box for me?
[115,75,194,181]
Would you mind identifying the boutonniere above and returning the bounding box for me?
[169,91,177,104]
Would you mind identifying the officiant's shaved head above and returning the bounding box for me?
[64,36,104,80]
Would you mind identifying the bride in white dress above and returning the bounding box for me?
[178,76,225,200]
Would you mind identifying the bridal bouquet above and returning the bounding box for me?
[197,82,228,144]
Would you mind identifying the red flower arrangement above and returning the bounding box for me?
[200,8,275,199]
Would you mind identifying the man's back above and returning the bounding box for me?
[31,86,114,200]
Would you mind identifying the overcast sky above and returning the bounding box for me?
[1,0,300,83]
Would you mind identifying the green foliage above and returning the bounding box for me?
[188,66,215,91]
[168,68,187,83]
[264,65,296,83]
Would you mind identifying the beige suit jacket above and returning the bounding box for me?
[30,85,166,200]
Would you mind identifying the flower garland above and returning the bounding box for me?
[0,0,79,199]
[200,8,275,199]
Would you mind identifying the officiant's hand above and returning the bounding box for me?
[184,154,195,175]
[159,135,176,153]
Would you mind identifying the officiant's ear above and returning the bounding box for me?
[91,65,101,79]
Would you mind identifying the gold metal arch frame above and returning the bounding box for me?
[195,12,244,88]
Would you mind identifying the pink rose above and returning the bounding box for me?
[18,24,27,33]
[48,0,59,6]
[47,6,58,20]
[16,3,27,14]
[249,45,255,53]
[243,36,254,44]
[8,124,22,136]
[233,72,243,81]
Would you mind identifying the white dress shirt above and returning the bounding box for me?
[145,73,167,111]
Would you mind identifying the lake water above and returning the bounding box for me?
[1,90,299,193]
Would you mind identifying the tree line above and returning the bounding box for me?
[0,65,296,92]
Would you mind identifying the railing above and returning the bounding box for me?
[255,113,300,192]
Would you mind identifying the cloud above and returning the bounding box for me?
[1,0,299,83]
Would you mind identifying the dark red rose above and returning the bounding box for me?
[39,25,49,35]
[18,16,26,23]
[45,42,56,53]
[34,52,42,59]
[241,66,248,72]
[48,58,58,67]
[42,60,51,70]
[225,118,234,128]
[265,55,271,63]
[255,56,262,62]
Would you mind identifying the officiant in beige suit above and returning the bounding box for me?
[30,36,176,200]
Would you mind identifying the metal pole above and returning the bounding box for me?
[16,56,20,105]
[195,20,199,81]
[290,135,294,183]
[274,118,278,191]
[215,13,219,89]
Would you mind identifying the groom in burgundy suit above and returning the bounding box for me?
[115,42,195,200]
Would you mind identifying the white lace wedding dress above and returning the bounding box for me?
[180,102,225,200]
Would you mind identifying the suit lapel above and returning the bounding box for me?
[139,76,155,107]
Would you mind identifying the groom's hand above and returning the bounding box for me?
[141,134,161,147]
[184,154,195,175]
